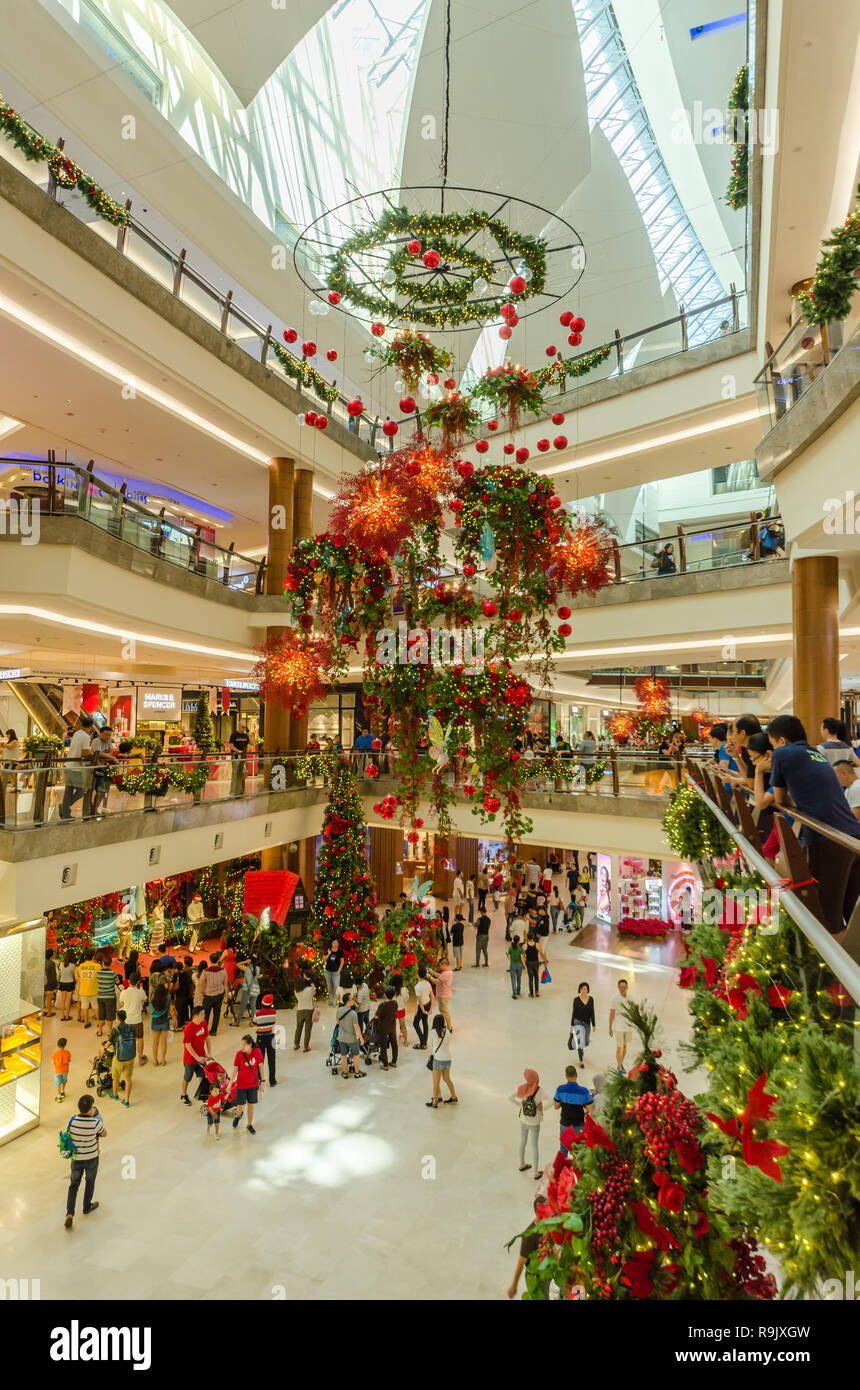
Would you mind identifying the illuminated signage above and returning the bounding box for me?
[138,687,181,720]
[0,668,23,680]
[226,680,259,692]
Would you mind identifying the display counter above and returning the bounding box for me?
[0,918,46,1146]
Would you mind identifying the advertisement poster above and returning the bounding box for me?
[618,855,647,919]
[596,853,612,920]
[665,860,702,927]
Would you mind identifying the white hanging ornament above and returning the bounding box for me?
[308,299,321,316]
[382,267,397,286]
[473,275,488,294]
[296,412,306,426]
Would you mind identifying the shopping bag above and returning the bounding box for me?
[540,967,551,984]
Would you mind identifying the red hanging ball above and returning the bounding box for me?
[443,377,457,390]
[482,599,498,617]
[371,321,385,337]
[462,562,476,577]
[326,348,337,361]
[511,750,520,762]
[407,831,419,844]
[508,609,523,622]
[503,443,515,455]
[487,419,499,431]
[302,340,316,357]
[427,373,439,385]
[500,302,516,319]
[304,411,317,425]
[456,460,474,478]
[423,249,441,269]
[382,420,398,437]
[507,311,519,327]
[568,332,582,346]
[553,435,568,449]
[405,459,421,476]
[415,817,424,828]
[399,395,416,414]
[509,275,527,294]
[327,291,341,305]
[515,446,529,463]
[366,764,379,778]
[549,495,562,509]
[347,399,364,417]
[571,316,585,332]
[557,606,571,619]
[475,439,489,453]
[407,239,422,256]
[283,328,297,343]
[559,310,573,326]
[536,438,550,452]
[315,415,328,429]
[371,738,382,750]
[499,325,512,340]
[552,412,565,426]
[545,345,557,356]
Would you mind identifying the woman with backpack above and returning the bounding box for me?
[508,1068,549,1177]
[149,972,171,1065]
[108,1008,137,1105]
[231,956,261,1027]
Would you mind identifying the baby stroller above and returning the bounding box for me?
[85,1040,116,1097]
[195,1059,238,1119]
[325,1023,341,1076]
[363,1014,382,1067]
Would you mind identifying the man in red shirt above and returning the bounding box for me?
[231,1034,264,1134]
[180,1005,211,1106]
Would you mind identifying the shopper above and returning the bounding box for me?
[509,1068,548,1177]
[834,759,860,818]
[524,935,547,998]
[293,973,316,1052]
[354,974,371,1045]
[205,1069,229,1141]
[449,913,465,971]
[174,955,194,1029]
[425,1013,457,1109]
[608,979,635,1073]
[254,993,278,1086]
[412,964,432,1049]
[507,1198,543,1299]
[200,952,228,1035]
[108,1009,137,1106]
[52,1036,71,1103]
[63,1094,106,1230]
[324,939,343,1006]
[571,981,596,1064]
[465,873,476,923]
[391,971,409,1046]
[231,1034,265,1133]
[149,972,171,1065]
[507,935,524,999]
[549,886,562,932]
[553,1065,593,1154]
[59,713,94,819]
[817,717,860,768]
[76,948,99,1029]
[180,1005,210,1104]
[232,955,261,1027]
[58,951,76,1021]
[477,868,489,912]
[44,948,57,1018]
[95,951,119,1038]
[336,988,366,1079]
[118,972,148,1065]
[474,907,491,967]
[428,957,453,1032]
[451,870,465,914]
[375,985,399,1069]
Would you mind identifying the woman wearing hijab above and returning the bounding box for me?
[508,1068,549,1177]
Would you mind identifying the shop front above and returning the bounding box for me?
[0,917,46,1148]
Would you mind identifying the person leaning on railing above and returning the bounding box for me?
[767,714,860,937]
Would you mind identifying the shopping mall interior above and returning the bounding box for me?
[0,0,858,1327]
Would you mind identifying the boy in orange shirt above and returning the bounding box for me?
[52,1037,71,1103]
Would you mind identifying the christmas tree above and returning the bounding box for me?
[514,1002,775,1301]
[192,690,217,755]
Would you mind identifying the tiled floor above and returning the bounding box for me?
[0,898,697,1301]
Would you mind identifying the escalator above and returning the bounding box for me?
[8,680,68,738]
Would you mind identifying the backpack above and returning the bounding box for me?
[58,1120,77,1160]
[114,1023,137,1062]
[521,1093,538,1119]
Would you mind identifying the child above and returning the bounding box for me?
[206,1071,228,1140]
[52,1037,71,1103]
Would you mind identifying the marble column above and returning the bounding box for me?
[289,467,315,754]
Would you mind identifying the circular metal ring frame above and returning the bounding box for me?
[293,185,586,334]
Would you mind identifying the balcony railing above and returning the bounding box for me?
[603,512,784,584]
[753,310,860,433]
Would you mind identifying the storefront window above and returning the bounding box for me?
[0,918,46,1147]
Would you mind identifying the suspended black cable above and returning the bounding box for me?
[440,0,452,211]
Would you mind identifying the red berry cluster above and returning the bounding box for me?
[631,1088,701,1169]
[587,1157,633,1252]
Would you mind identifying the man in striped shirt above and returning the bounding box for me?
[253,993,278,1086]
[64,1094,106,1230]
[96,951,119,1037]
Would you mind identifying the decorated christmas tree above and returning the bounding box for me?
[514,1002,775,1301]
[192,690,217,755]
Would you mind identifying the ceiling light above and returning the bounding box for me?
[539,408,761,476]
[0,605,256,662]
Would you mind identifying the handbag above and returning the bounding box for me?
[426,1034,444,1071]
[567,1030,576,1051]
[541,966,551,984]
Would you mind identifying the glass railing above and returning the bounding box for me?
[604,513,784,584]
[361,748,691,800]
[753,309,860,432]
[0,457,265,593]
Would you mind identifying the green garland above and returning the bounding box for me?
[662,783,733,860]
[23,733,64,756]
[534,343,612,389]
[271,341,339,404]
[726,64,749,211]
[797,185,860,325]
[327,205,547,328]
[113,762,211,796]
[0,95,130,226]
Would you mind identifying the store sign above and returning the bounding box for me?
[226,680,259,692]
[0,668,23,680]
[139,687,181,719]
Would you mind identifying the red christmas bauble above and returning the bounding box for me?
[487,418,499,431]
[484,794,501,813]
[462,562,476,577]
[399,395,416,414]
[304,411,317,426]
[568,332,582,347]
[427,373,439,385]
[558,624,571,638]
[407,239,422,256]
[536,438,550,452]
[508,608,523,621]
[443,377,456,390]
[283,328,298,343]
[499,325,512,340]
[552,412,565,426]
[347,398,364,417]
[500,302,516,319]
[482,599,498,617]
[559,310,573,326]
[457,460,474,478]
[801,335,814,349]
[549,495,562,509]
[371,321,385,337]
[302,340,317,357]
[475,439,489,453]
[327,291,341,305]
[326,349,337,361]
[366,763,379,778]
[557,605,571,619]
[371,737,382,750]
[515,446,529,463]
[511,750,520,762]
[571,316,585,332]
[382,420,398,437]
[503,442,515,455]
[545,345,557,356]
[423,249,440,269]
[415,818,424,828]
[315,415,328,430]
[407,831,419,844]
[405,459,421,476]
[553,435,568,449]
[509,275,527,294]
[507,312,519,327]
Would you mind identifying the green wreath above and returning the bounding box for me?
[327,206,548,328]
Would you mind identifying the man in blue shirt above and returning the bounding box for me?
[768,715,860,936]
[553,1064,592,1155]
